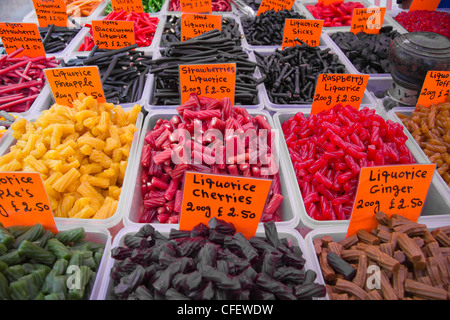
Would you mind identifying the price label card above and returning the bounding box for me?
[256,0,296,16]
[179,172,273,239]
[282,19,323,49]
[91,20,136,50]
[409,0,441,12]
[181,13,222,42]
[311,74,369,115]
[346,164,435,237]
[318,0,344,5]
[0,23,46,58]
[180,0,212,13]
[0,172,57,234]
[416,71,450,108]
[179,63,236,104]
[111,0,144,13]
[44,66,106,106]
[33,0,68,28]
[350,7,386,35]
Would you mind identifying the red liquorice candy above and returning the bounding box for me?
[282,104,415,221]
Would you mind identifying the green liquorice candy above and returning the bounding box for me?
[68,265,92,300]
[31,268,50,288]
[0,272,10,299]
[42,259,68,294]
[34,291,45,300]
[47,238,71,260]
[0,250,22,266]
[0,243,7,255]
[13,223,44,248]
[10,278,30,300]
[34,229,55,248]
[68,250,83,269]
[0,227,14,248]
[7,225,31,238]
[0,261,7,273]
[4,265,25,282]
[56,227,85,245]
[44,292,66,300]
[18,274,40,299]
[50,275,68,296]
[18,240,56,265]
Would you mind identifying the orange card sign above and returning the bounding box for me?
[179,63,236,104]
[179,172,273,239]
[311,74,369,115]
[416,71,450,108]
[181,14,222,42]
[111,0,144,13]
[256,0,296,16]
[409,0,441,12]
[350,7,386,35]
[346,164,435,238]
[33,0,68,28]
[180,0,212,13]
[0,172,57,234]
[92,20,135,50]
[318,0,344,5]
[44,66,106,106]
[282,19,323,49]
[0,23,46,58]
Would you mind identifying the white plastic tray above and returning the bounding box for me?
[0,105,144,234]
[122,109,301,230]
[273,105,450,231]
[303,216,450,300]
[97,223,325,300]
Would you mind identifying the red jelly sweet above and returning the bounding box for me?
[305,1,365,27]
[395,10,450,39]
[282,104,415,221]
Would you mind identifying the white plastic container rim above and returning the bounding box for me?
[0,106,144,231]
[54,220,112,300]
[122,108,302,230]
[272,104,450,231]
[303,216,450,300]
[96,223,326,300]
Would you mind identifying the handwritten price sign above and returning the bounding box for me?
[44,66,106,106]
[0,172,57,233]
[311,74,369,115]
[180,0,212,13]
[351,7,386,35]
[179,172,273,239]
[416,71,450,108]
[257,0,296,16]
[409,0,441,12]
[33,0,68,28]
[111,0,144,13]
[282,19,323,48]
[92,20,136,50]
[0,23,46,57]
[181,13,222,42]
[346,164,435,237]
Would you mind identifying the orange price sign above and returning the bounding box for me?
[33,0,68,28]
[179,63,236,104]
[409,0,441,12]
[44,66,106,107]
[416,71,450,108]
[350,7,386,35]
[0,172,57,234]
[180,0,212,13]
[256,0,296,16]
[282,19,323,49]
[179,172,273,239]
[346,164,435,238]
[181,13,222,42]
[0,23,46,58]
[311,74,369,115]
[111,0,144,13]
[318,0,344,5]
[91,20,136,50]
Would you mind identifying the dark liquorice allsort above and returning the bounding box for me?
[241,9,306,46]
[160,15,243,47]
[255,43,347,105]
[330,26,401,74]
[107,218,326,300]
